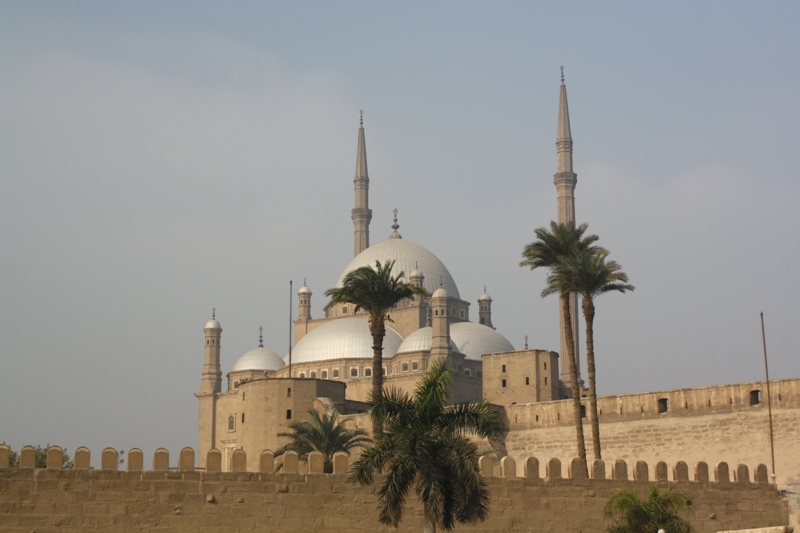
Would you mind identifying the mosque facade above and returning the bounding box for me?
[196,76,583,470]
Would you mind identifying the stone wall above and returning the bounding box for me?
[0,446,789,532]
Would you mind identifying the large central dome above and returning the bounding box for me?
[336,237,460,299]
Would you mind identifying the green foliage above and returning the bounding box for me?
[349,359,505,531]
[604,484,694,533]
[2,443,73,469]
[275,409,371,473]
[544,247,634,300]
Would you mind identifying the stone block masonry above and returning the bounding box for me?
[0,445,789,532]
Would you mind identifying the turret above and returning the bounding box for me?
[553,68,582,389]
[297,280,312,321]
[351,111,372,257]
[478,286,493,328]
[409,261,424,288]
[430,280,450,362]
[199,309,222,395]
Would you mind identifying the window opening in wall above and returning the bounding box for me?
[365,368,372,377]
[241,413,245,423]
[580,405,586,418]
[228,416,235,431]
[343,306,348,314]
[640,406,644,413]
[310,371,317,378]
[502,365,506,373]
[684,402,688,409]
[545,377,548,385]
[535,415,539,421]
[778,394,782,401]
[333,369,339,378]
[464,369,471,376]
[287,388,291,397]
[206,340,209,345]
[381,368,386,376]
[477,371,482,378]
[729,398,733,404]
[750,390,761,406]
[402,363,409,372]
[525,377,529,385]
[544,362,547,370]
[708,400,711,407]
[242,392,245,401]
[351,368,358,377]
[322,370,328,379]
[599,409,602,415]
[412,362,419,371]
[557,413,560,420]
[299,373,305,378]
[234,381,240,389]
[658,398,669,413]
[286,410,292,419]
[460,311,464,318]
[501,379,506,388]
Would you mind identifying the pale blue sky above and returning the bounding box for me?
[1,1,798,465]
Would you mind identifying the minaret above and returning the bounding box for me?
[351,111,372,257]
[430,279,450,363]
[295,280,312,343]
[409,261,424,288]
[478,286,493,328]
[554,68,582,389]
[200,309,222,395]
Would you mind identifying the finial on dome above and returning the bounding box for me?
[439,276,443,288]
[304,278,307,286]
[416,261,419,270]
[484,285,487,293]
[560,66,564,84]
[524,335,529,349]
[212,308,215,320]
[389,208,402,239]
[259,326,264,348]
[360,110,363,126]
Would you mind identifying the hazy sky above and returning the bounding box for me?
[1,1,798,465]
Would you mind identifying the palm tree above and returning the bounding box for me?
[275,408,371,473]
[349,359,505,533]
[325,259,428,433]
[520,221,602,477]
[557,247,634,461]
[604,484,694,533]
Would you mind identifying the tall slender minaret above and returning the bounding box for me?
[429,279,450,363]
[200,310,222,395]
[351,111,372,257]
[554,68,582,390]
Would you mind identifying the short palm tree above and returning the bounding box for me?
[604,483,694,533]
[520,221,602,476]
[549,247,634,461]
[325,259,428,433]
[349,359,505,533]
[275,408,371,473]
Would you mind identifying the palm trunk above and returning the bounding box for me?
[583,298,601,461]
[562,292,588,477]
[370,319,385,435]
[423,503,436,533]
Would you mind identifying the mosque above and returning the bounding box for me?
[198,74,603,470]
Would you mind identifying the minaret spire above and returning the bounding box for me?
[553,68,582,391]
[351,111,372,257]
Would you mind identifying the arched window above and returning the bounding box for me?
[333,369,339,378]
[350,368,358,377]
[402,363,409,372]
[321,370,328,379]
[412,362,418,371]
[310,371,316,378]
[299,372,305,378]
[364,368,372,377]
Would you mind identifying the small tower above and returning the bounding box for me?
[351,111,372,257]
[200,309,222,395]
[410,261,424,288]
[553,68,582,388]
[430,280,450,363]
[297,280,312,321]
[478,286,493,328]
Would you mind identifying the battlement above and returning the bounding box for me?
[0,443,778,485]
[0,445,788,532]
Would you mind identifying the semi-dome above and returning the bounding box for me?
[449,322,515,361]
[288,317,403,363]
[395,327,458,355]
[335,238,460,299]
[232,346,285,371]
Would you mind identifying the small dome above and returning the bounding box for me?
[336,238,460,299]
[450,322,514,360]
[396,327,457,354]
[410,269,423,279]
[478,291,492,301]
[288,317,403,363]
[232,346,285,371]
[432,287,447,298]
[298,285,312,295]
[205,319,221,329]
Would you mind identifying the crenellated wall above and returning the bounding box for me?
[0,445,790,532]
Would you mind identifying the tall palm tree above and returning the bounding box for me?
[520,221,602,477]
[325,259,428,434]
[557,247,634,461]
[349,359,505,533]
[275,408,371,473]
[604,484,694,533]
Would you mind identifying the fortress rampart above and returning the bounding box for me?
[0,445,790,532]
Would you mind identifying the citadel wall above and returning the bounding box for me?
[0,445,789,533]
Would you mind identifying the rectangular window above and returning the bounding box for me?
[241,413,245,423]
[750,390,761,406]
[544,377,548,385]
[544,362,547,370]
[351,368,358,377]
[501,379,506,388]
[286,410,292,419]
[502,365,506,373]
[287,388,291,397]
[342,306,348,314]
[658,398,669,413]
[525,377,529,385]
